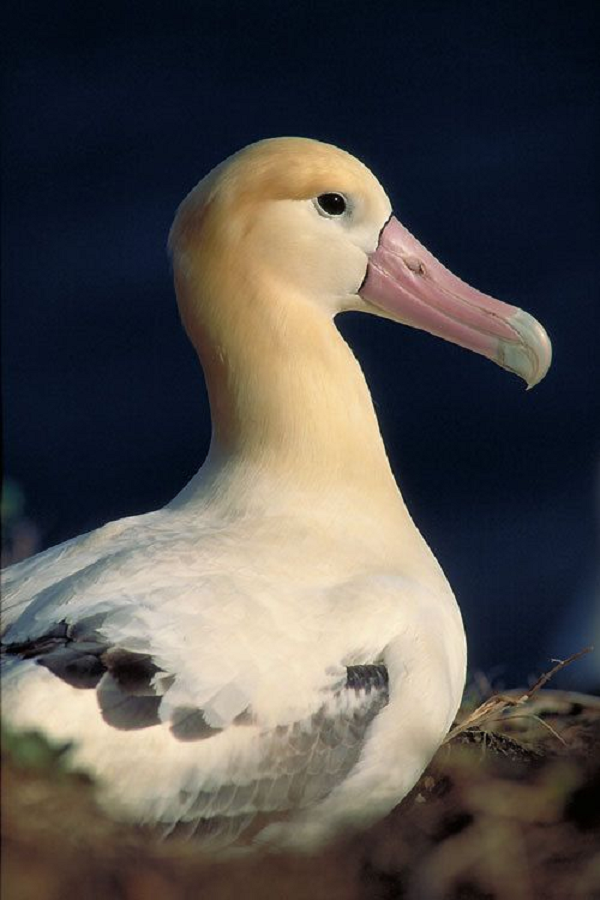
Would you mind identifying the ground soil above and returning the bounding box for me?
[2,688,599,900]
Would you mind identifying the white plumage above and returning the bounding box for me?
[1,137,551,852]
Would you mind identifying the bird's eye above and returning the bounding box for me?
[316,193,347,217]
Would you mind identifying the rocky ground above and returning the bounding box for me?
[2,676,599,900]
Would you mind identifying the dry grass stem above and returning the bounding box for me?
[445,646,593,744]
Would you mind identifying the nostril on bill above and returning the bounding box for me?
[403,256,425,275]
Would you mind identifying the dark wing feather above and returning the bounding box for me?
[2,622,390,847]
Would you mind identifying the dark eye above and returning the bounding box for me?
[316,193,347,216]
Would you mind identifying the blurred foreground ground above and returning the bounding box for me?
[2,687,599,900]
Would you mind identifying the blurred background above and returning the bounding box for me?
[2,0,599,688]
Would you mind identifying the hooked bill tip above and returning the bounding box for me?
[500,310,552,389]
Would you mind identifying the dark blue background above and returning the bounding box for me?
[3,1,599,686]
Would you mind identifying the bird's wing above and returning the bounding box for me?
[2,604,389,847]
[1,523,401,847]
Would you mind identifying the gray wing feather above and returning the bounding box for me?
[2,620,389,848]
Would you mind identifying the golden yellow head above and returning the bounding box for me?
[170,136,551,389]
[169,137,392,323]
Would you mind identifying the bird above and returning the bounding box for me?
[0,137,552,853]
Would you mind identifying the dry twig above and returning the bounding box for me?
[444,646,593,744]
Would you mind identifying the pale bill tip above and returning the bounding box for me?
[501,310,553,389]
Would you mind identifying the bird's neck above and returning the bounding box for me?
[179,276,401,505]
[170,270,451,589]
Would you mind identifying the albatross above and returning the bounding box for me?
[0,137,552,852]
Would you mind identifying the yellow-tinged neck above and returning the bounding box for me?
[195,290,397,494]
[178,271,399,501]
[171,253,450,591]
